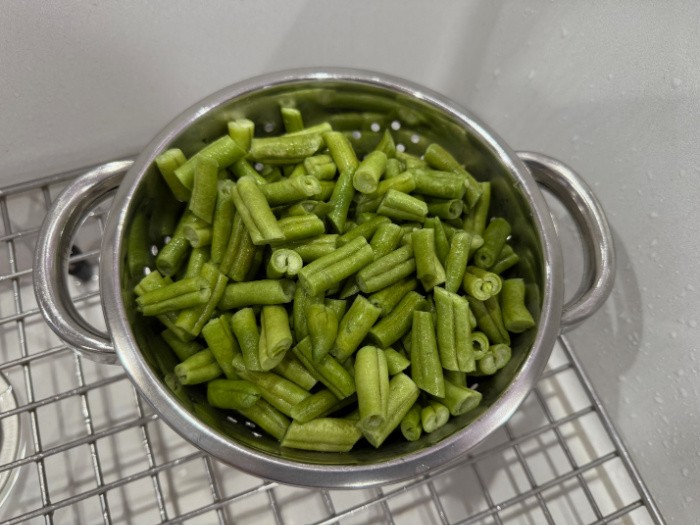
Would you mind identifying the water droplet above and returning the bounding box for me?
[560,26,569,37]
[649,211,659,219]
[688,319,697,328]
[672,77,682,88]
[670,331,677,339]
[528,69,536,80]
[608,73,614,80]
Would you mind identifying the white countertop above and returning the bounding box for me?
[2,2,698,522]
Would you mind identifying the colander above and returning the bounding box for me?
[33,68,615,488]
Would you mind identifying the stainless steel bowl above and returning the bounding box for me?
[33,68,615,488]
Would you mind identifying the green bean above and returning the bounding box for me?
[266,249,303,279]
[473,217,511,269]
[259,305,293,371]
[227,118,255,150]
[134,272,193,342]
[232,355,310,417]
[293,337,356,399]
[385,157,402,179]
[384,347,410,375]
[164,373,193,410]
[355,346,390,430]
[156,212,201,276]
[280,107,304,133]
[435,379,482,416]
[359,373,420,448]
[138,286,210,317]
[424,217,450,266]
[368,222,404,261]
[189,156,219,223]
[500,278,535,333]
[337,215,391,247]
[400,402,423,441]
[463,182,491,235]
[175,263,228,336]
[207,379,260,410]
[210,181,234,264]
[471,331,490,360]
[306,303,339,361]
[427,199,464,221]
[281,418,362,452]
[261,175,321,206]
[230,308,262,372]
[155,148,189,201]
[249,133,324,164]
[161,328,202,362]
[174,135,246,193]
[423,143,482,208]
[376,189,428,222]
[412,228,446,291]
[136,277,209,307]
[490,243,520,274]
[411,310,445,397]
[421,401,450,433]
[324,298,347,322]
[373,129,396,157]
[231,176,285,245]
[443,369,467,388]
[218,279,295,310]
[235,398,290,441]
[279,234,338,263]
[273,352,317,391]
[303,154,337,180]
[396,150,428,170]
[467,296,510,345]
[126,209,150,279]
[175,349,222,385]
[290,389,355,423]
[412,169,466,200]
[298,236,374,296]
[369,291,428,349]
[182,223,212,248]
[230,158,267,184]
[368,277,418,316]
[202,316,240,380]
[332,295,382,363]
[323,131,359,173]
[463,266,502,300]
[353,151,388,194]
[356,244,415,294]
[444,231,480,293]
[326,167,356,233]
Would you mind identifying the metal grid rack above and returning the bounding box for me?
[0,164,664,525]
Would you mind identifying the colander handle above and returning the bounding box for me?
[33,160,134,364]
[517,152,615,332]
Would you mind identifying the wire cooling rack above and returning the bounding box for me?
[0,163,665,525]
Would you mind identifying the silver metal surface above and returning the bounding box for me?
[0,167,660,523]
[0,373,21,511]
[33,161,133,364]
[32,69,614,488]
[517,152,616,332]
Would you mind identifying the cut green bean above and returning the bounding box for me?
[423,143,482,208]
[400,402,423,441]
[189,156,218,223]
[353,151,388,194]
[463,182,491,235]
[326,167,356,233]
[412,169,466,200]
[227,118,255,150]
[182,223,212,248]
[293,337,356,399]
[369,222,403,260]
[444,230,479,293]
[303,154,337,180]
[323,131,359,173]
[332,295,382,363]
[281,234,338,262]
[355,346,390,430]
[276,214,325,243]
[421,401,450,433]
[373,129,396,157]
[235,398,290,441]
[230,308,262,372]
[174,135,246,195]
[435,379,482,416]
[500,278,535,333]
[368,277,418,316]
[490,243,520,274]
[138,288,210,316]
[218,279,295,310]
[369,291,428,349]
[473,217,511,269]
[261,175,321,206]
[249,133,324,164]
[427,199,464,221]
[424,217,450,266]
[306,303,339,361]
[471,331,490,360]
[273,352,317,391]
[356,244,415,294]
[337,215,390,247]
[201,316,240,379]
[259,305,293,371]
[155,148,189,201]
[290,389,355,423]
[463,266,502,300]
[359,373,420,448]
[467,296,510,345]
[207,379,260,410]
[161,328,202,362]
[230,158,267,184]
[210,181,235,264]
[175,349,222,385]
[280,107,304,133]
[377,189,428,222]
[174,263,228,336]
[412,228,446,291]
[384,347,410,375]
[136,277,209,307]
[281,418,362,452]
[411,310,445,397]
[231,176,285,245]
[266,249,304,279]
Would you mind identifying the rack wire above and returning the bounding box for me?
[0,163,664,525]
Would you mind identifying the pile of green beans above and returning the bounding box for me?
[135,106,536,452]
